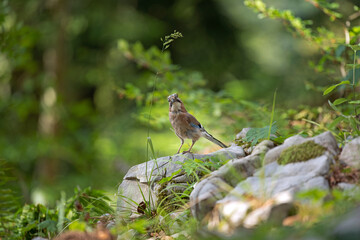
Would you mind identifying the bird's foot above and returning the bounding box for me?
[182,150,193,154]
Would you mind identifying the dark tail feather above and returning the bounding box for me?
[202,130,228,148]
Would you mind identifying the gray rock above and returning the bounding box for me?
[224,154,331,200]
[194,145,246,162]
[311,131,339,156]
[236,128,252,140]
[264,135,306,164]
[117,180,157,216]
[123,145,245,184]
[211,155,261,186]
[339,137,360,169]
[333,206,360,240]
[117,146,245,216]
[189,146,265,220]
[243,191,294,228]
[219,200,251,227]
[337,182,358,191]
[242,204,271,228]
[264,131,339,164]
[302,176,330,191]
[251,140,274,156]
[236,130,275,155]
[190,177,229,220]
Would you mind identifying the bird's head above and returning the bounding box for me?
[168,93,184,112]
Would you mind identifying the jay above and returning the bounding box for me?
[168,93,228,154]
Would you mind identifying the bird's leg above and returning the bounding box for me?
[182,140,196,154]
[177,138,184,154]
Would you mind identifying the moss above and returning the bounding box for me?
[277,141,326,165]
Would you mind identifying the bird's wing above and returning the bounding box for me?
[185,113,202,129]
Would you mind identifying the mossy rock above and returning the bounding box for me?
[277,141,326,165]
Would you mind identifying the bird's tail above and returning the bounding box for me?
[202,130,228,148]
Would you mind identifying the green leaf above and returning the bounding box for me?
[297,189,328,202]
[328,116,346,129]
[349,100,360,104]
[268,89,277,140]
[349,117,360,135]
[346,44,360,51]
[328,100,341,113]
[245,122,278,146]
[69,221,87,231]
[323,81,351,95]
[346,64,360,70]
[158,169,182,184]
[323,85,337,95]
[147,137,156,159]
[117,39,129,51]
[335,44,346,57]
[333,98,348,105]
[38,220,57,233]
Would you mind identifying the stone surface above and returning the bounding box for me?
[339,137,360,169]
[223,154,331,201]
[117,180,157,216]
[333,206,360,240]
[337,182,358,191]
[264,135,306,164]
[117,146,245,216]
[211,155,261,186]
[118,131,345,234]
[242,191,294,228]
[123,145,245,184]
[243,204,272,228]
[264,131,339,164]
[251,140,274,156]
[190,177,229,220]
[219,200,250,227]
[190,147,266,220]
[236,128,252,140]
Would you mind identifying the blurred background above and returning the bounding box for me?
[1,0,358,205]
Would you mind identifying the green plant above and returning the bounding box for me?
[0,160,20,239]
[245,90,279,146]
[18,203,59,239]
[244,0,360,139]
[12,186,114,239]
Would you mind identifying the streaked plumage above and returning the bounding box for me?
[167,93,227,154]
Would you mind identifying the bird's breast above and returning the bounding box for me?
[169,113,201,140]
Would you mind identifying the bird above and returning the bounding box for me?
[167,93,228,154]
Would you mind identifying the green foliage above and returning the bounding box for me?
[157,158,225,211]
[158,169,182,185]
[245,122,278,146]
[2,0,360,238]
[277,141,326,165]
[179,157,224,181]
[323,80,351,96]
[161,30,183,50]
[245,0,360,139]
[12,187,114,239]
[18,204,59,239]
[66,187,114,222]
[0,161,20,239]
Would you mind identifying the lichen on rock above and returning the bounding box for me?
[277,141,326,165]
